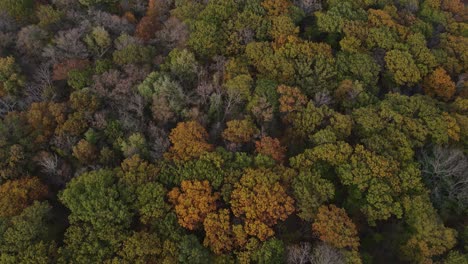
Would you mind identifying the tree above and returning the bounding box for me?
[26,102,66,144]
[312,205,360,250]
[117,154,160,187]
[161,48,199,85]
[336,52,381,88]
[120,133,149,158]
[0,56,25,97]
[116,231,162,263]
[178,235,212,264]
[309,242,345,264]
[251,238,286,264]
[16,25,48,57]
[0,202,57,263]
[36,4,63,28]
[262,0,292,16]
[400,195,457,263]
[137,72,188,123]
[135,182,169,224]
[423,67,456,101]
[72,139,98,164]
[292,170,335,221]
[112,35,156,65]
[168,180,219,230]
[78,0,118,7]
[384,50,421,86]
[222,119,259,144]
[0,177,48,217]
[0,0,34,21]
[277,85,308,113]
[166,121,214,161]
[84,27,111,57]
[287,242,313,264]
[230,168,295,241]
[255,137,286,163]
[59,170,134,238]
[419,146,468,216]
[203,209,247,254]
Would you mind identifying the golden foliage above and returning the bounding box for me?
[0,177,48,217]
[166,121,214,161]
[312,205,360,250]
[168,180,219,230]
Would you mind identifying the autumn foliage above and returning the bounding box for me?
[231,168,295,241]
[203,209,247,254]
[255,136,286,163]
[166,121,214,161]
[0,177,48,217]
[168,180,219,230]
[312,205,360,251]
[423,67,456,101]
[222,119,259,144]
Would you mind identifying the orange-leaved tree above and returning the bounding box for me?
[203,209,248,254]
[312,204,360,250]
[423,67,456,101]
[168,180,219,230]
[222,119,259,144]
[230,168,294,241]
[0,177,48,217]
[166,121,213,161]
[255,136,286,163]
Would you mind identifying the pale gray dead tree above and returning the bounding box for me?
[419,145,468,213]
[310,242,345,264]
[287,242,313,264]
[294,0,322,14]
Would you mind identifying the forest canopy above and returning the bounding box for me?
[0,0,467,263]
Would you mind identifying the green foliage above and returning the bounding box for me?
[59,170,133,238]
[0,202,57,263]
[113,35,156,65]
[0,56,25,97]
[178,235,212,264]
[385,50,421,86]
[67,67,93,90]
[84,27,111,57]
[292,169,335,221]
[0,0,34,21]
[0,0,466,262]
[251,238,285,264]
[36,5,63,28]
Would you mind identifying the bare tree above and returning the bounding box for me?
[89,10,135,36]
[37,152,59,176]
[314,91,333,106]
[310,242,345,264]
[0,98,16,117]
[419,145,468,213]
[156,16,189,51]
[287,242,313,264]
[294,0,322,14]
[42,25,90,63]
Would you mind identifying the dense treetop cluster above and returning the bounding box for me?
[0,0,467,263]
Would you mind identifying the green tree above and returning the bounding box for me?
[385,50,421,86]
[178,235,212,264]
[292,169,335,221]
[251,238,286,264]
[59,170,133,240]
[0,202,57,263]
[401,195,457,263]
[0,0,34,21]
[0,56,25,97]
